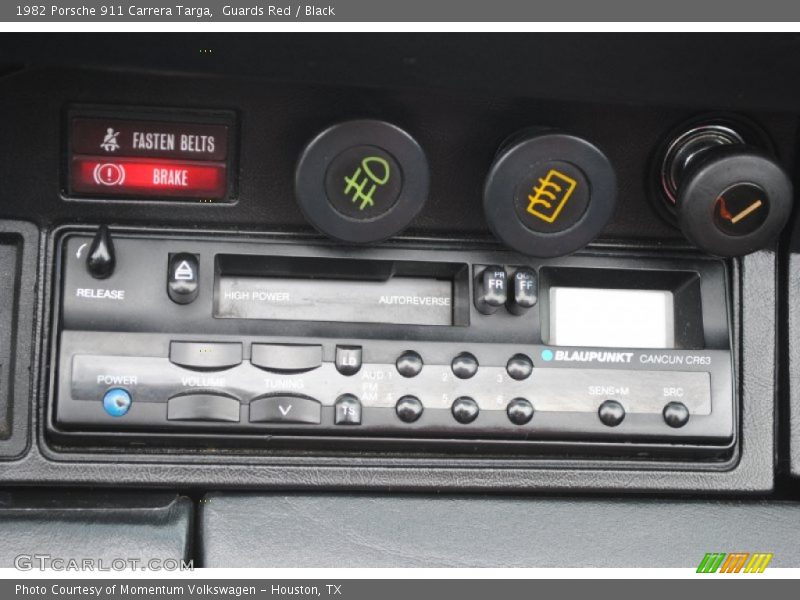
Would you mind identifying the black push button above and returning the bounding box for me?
[86,225,116,279]
[170,342,242,370]
[451,396,479,424]
[335,345,362,376]
[506,354,533,381]
[507,397,534,425]
[249,395,321,424]
[334,394,362,425]
[474,266,507,314]
[167,253,199,305]
[295,120,430,245]
[509,268,538,314]
[251,344,322,372]
[451,353,478,379]
[167,394,240,422]
[663,401,690,428]
[598,400,625,427]
[396,395,423,423]
[483,131,617,258]
[396,351,423,377]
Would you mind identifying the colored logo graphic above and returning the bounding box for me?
[696,552,773,573]
[527,168,578,224]
[343,156,392,211]
[541,349,554,362]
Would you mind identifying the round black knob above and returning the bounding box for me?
[506,398,534,425]
[506,354,533,381]
[675,145,792,256]
[451,353,479,379]
[451,397,480,424]
[295,120,429,244]
[598,400,625,427]
[396,351,423,378]
[396,395,424,423]
[483,130,617,257]
[663,401,690,428]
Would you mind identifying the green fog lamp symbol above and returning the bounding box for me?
[343,156,392,211]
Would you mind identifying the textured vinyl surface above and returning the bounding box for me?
[199,493,800,568]
[0,492,192,567]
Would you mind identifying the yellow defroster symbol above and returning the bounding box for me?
[527,169,578,224]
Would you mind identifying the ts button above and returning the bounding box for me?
[334,394,362,425]
[168,253,199,305]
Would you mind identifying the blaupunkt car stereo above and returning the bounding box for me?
[47,227,735,459]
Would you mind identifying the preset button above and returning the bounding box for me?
[396,351,423,378]
[396,395,424,423]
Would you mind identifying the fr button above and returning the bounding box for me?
[167,253,199,305]
[474,266,507,314]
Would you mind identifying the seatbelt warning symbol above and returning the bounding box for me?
[527,169,578,223]
[343,156,391,211]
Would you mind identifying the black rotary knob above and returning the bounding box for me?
[658,120,793,257]
[295,120,429,244]
[483,130,617,257]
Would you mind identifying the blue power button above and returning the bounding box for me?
[103,388,132,417]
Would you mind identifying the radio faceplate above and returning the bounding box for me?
[49,229,735,458]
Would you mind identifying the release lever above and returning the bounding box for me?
[86,225,116,279]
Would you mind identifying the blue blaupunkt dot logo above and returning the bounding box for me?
[541,349,554,362]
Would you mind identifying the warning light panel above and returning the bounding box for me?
[67,111,234,201]
[71,157,227,199]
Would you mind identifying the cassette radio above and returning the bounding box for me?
[49,228,735,457]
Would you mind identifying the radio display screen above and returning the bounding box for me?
[549,287,675,348]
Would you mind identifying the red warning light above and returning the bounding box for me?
[71,156,227,199]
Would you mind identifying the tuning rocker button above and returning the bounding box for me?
[295,120,430,244]
[483,130,617,257]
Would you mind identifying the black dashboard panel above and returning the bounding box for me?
[0,34,795,497]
